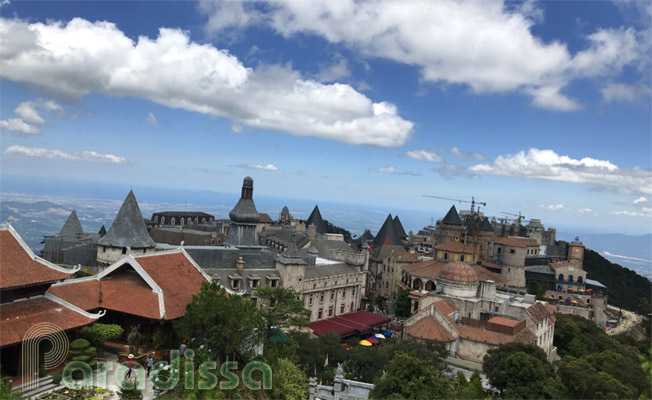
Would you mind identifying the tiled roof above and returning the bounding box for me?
[0,227,74,290]
[458,324,536,346]
[526,302,553,324]
[439,262,478,283]
[434,241,475,253]
[98,190,156,248]
[47,250,208,320]
[391,251,419,262]
[405,316,454,342]
[491,236,539,248]
[488,316,521,327]
[433,300,456,316]
[258,213,274,224]
[404,259,507,283]
[0,297,96,347]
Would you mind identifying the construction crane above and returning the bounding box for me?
[423,195,487,213]
[501,211,525,225]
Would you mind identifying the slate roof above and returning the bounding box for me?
[306,205,327,234]
[277,235,308,265]
[370,244,405,261]
[258,213,274,224]
[152,211,214,218]
[206,268,281,296]
[229,177,260,223]
[98,191,156,248]
[303,238,357,259]
[59,210,84,237]
[0,296,98,347]
[393,216,408,239]
[373,214,401,246]
[98,225,106,237]
[441,205,463,226]
[480,217,494,232]
[0,225,76,290]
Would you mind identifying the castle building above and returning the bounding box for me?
[42,210,103,268]
[151,211,215,226]
[97,190,157,267]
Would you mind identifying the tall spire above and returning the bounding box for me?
[98,190,156,248]
[441,205,463,226]
[306,205,327,235]
[225,177,260,246]
[373,214,401,246]
[393,215,407,239]
[59,210,83,238]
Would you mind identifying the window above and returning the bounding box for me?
[161,216,165,224]
[577,276,583,284]
[252,297,258,306]
[270,279,278,288]
[102,246,106,253]
[154,216,158,223]
[309,295,313,305]
[320,293,324,303]
[250,279,259,289]
[330,291,334,301]
[568,275,573,283]
[558,274,564,281]
[180,217,185,225]
[351,288,355,297]
[328,306,333,317]
[443,252,448,260]
[340,304,345,314]
[122,247,127,255]
[460,255,465,262]
[195,217,200,223]
[510,249,515,254]
[171,217,176,225]
[385,281,388,288]
[232,279,240,289]
[318,309,323,319]
[497,247,501,255]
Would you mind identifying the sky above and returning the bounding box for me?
[0,0,651,235]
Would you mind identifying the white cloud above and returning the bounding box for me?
[4,145,126,163]
[0,17,413,147]
[404,149,443,163]
[540,203,564,210]
[577,208,592,214]
[634,196,648,204]
[316,58,350,82]
[146,112,157,125]
[601,82,651,103]
[450,146,485,161]
[0,99,63,134]
[610,210,648,217]
[237,163,278,171]
[470,148,652,195]
[0,118,40,134]
[14,101,45,125]
[369,166,395,174]
[200,1,650,110]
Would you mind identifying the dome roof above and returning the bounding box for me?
[438,261,478,283]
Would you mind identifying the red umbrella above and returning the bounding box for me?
[366,337,378,344]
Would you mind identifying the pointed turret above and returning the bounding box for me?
[225,177,260,246]
[98,190,156,249]
[59,210,83,238]
[306,205,327,235]
[393,215,407,239]
[98,225,106,237]
[373,214,401,246]
[480,217,494,232]
[441,205,463,226]
[277,232,307,265]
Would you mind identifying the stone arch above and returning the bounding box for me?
[413,278,424,290]
[558,273,564,281]
[180,217,185,225]
[425,280,436,291]
[568,275,574,283]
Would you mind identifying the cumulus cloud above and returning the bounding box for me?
[469,148,652,195]
[577,208,593,214]
[0,17,413,147]
[236,163,278,171]
[610,210,646,217]
[634,196,648,204]
[0,99,63,134]
[146,112,157,125]
[4,145,126,163]
[540,204,564,210]
[404,149,443,163]
[601,82,651,103]
[316,58,350,82]
[199,0,650,110]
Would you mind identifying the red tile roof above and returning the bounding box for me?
[439,262,479,283]
[433,300,456,316]
[434,241,475,253]
[135,252,208,319]
[406,316,454,342]
[0,297,96,347]
[458,324,536,346]
[403,259,507,283]
[491,236,539,248]
[0,229,73,290]
[47,250,209,320]
[488,316,521,328]
[308,311,390,338]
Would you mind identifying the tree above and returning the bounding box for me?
[270,358,308,400]
[173,281,265,363]
[370,352,451,399]
[450,371,485,400]
[0,376,21,400]
[80,323,123,355]
[395,289,411,317]
[254,286,310,338]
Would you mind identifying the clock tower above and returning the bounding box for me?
[568,236,585,268]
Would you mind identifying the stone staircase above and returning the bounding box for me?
[12,375,61,399]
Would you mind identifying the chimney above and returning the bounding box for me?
[236,257,245,275]
[307,224,317,240]
[479,280,496,299]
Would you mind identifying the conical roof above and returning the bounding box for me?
[98,225,106,236]
[306,205,327,235]
[393,216,407,239]
[59,210,83,237]
[480,217,494,232]
[441,205,463,225]
[373,214,401,246]
[360,229,375,241]
[229,177,260,223]
[98,190,156,248]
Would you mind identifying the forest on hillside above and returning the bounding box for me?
[584,248,651,315]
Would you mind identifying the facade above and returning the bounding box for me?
[97,190,157,266]
[433,241,476,264]
[151,211,215,226]
[42,210,103,268]
[486,236,541,287]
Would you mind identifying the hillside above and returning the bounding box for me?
[584,248,651,315]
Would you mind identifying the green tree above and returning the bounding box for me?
[254,287,310,338]
[80,323,123,355]
[0,376,21,400]
[270,358,308,400]
[395,289,411,317]
[450,371,486,400]
[173,281,265,363]
[370,352,451,399]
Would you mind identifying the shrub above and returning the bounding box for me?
[72,355,90,362]
[70,338,91,350]
[39,366,47,377]
[52,374,62,385]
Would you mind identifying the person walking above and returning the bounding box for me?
[179,340,187,357]
[125,354,134,379]
[146,354,154,377]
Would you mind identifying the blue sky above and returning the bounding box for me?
[1,0,651,235]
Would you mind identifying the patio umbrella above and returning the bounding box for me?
[382,331,393,337]
[375,333,386,339]
[359,340,372,347]
[366,337,378,344]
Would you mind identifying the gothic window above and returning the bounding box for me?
[161,217,165,225]
[180,218,185,225]
[171,217,176,225]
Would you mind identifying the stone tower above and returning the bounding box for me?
[224,177,260,246]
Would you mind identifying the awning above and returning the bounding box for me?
[382,330,393,337]
[308,310,390,338]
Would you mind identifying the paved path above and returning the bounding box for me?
[102,353,156,400]
[606,305,643,336]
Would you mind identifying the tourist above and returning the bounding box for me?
[146,354,154,377]
[179,340,187,357]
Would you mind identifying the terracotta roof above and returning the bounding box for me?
[527,302,553,324]
[0,227,74,290]
[0,297,96,347]
[491,236,539,248]
[458,323,536,346]
[391,250,419,262]
[406,316,454,342]
[488,316,521,328]
[434,241,475,253]
[47,250,208,320]
[433,300,456,316]
[438,262,479,283]
[403,259,507,283]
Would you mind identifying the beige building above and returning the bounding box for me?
[486,236,541,288]
[433,241,476,264]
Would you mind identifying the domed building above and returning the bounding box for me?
[436,261,479,298]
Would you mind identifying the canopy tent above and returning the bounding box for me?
[382,330,393,337]
[366,337,378,344]
[308,310,391,339]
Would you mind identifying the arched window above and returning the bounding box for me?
[171,217,176,225]
[497,247,502,255]
[558,274,564,281]
[577,276,583,283]
[568,275,573,283]
[443,252,448,260]
[154,216,159,223]
[460,255,465,262]
[160,216,165,225]
[195,217,199,223]
[202,218,206,223]
[180,217,185,225]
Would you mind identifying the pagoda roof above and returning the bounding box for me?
[98,191,156,248]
